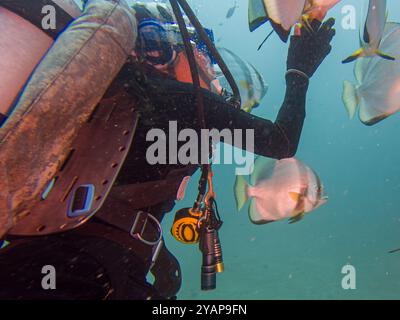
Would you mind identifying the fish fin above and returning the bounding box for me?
[315,197,328,209]
[257,29,275,51]
[363,22,370,44]
[342,80,359,120]
[239,80,250,90]
[289,192,302,203]
[248,199,266,224]
[250,157,276,185]
[248,199,256,222]
[242,103,253,113]
[269,19,291,42]
[289,211,305,224]
[342,48,365,64]
[375,50,396,61]
[248,0,269,32]
[361,112,391,126]
[242,100,260,113]
[358,12,364,48]
[234,175,249,212]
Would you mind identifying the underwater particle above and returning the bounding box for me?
[250,236,256,242]
[288,274,293,279]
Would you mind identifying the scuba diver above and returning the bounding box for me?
[0,0,335,300]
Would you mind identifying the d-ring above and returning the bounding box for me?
[130,211,163,246]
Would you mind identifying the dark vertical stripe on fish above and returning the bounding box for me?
[310,168,322,208]
[294,160,307,213]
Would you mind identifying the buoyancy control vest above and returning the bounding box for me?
[1,0,195,238]
[0,0,138,237]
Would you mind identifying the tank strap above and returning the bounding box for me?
[0,0,76,39]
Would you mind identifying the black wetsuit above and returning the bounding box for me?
[117,63,308,186]
[0,63,308,300]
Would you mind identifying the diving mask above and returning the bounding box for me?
[138,18,174,66]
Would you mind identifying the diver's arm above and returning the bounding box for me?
[207,19,335,159]
[269,72,309,158]
[204,72,308,159]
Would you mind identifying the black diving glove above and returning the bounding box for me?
[287,18,336,79]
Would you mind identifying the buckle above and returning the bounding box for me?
[130,211,163,246]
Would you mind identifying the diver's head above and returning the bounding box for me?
[138,18,175,66]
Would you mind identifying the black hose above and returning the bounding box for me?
[169,0,206,130]
[176,0,241,109]
[169,0,210,211]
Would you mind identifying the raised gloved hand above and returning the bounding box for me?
[287,18,336,79]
